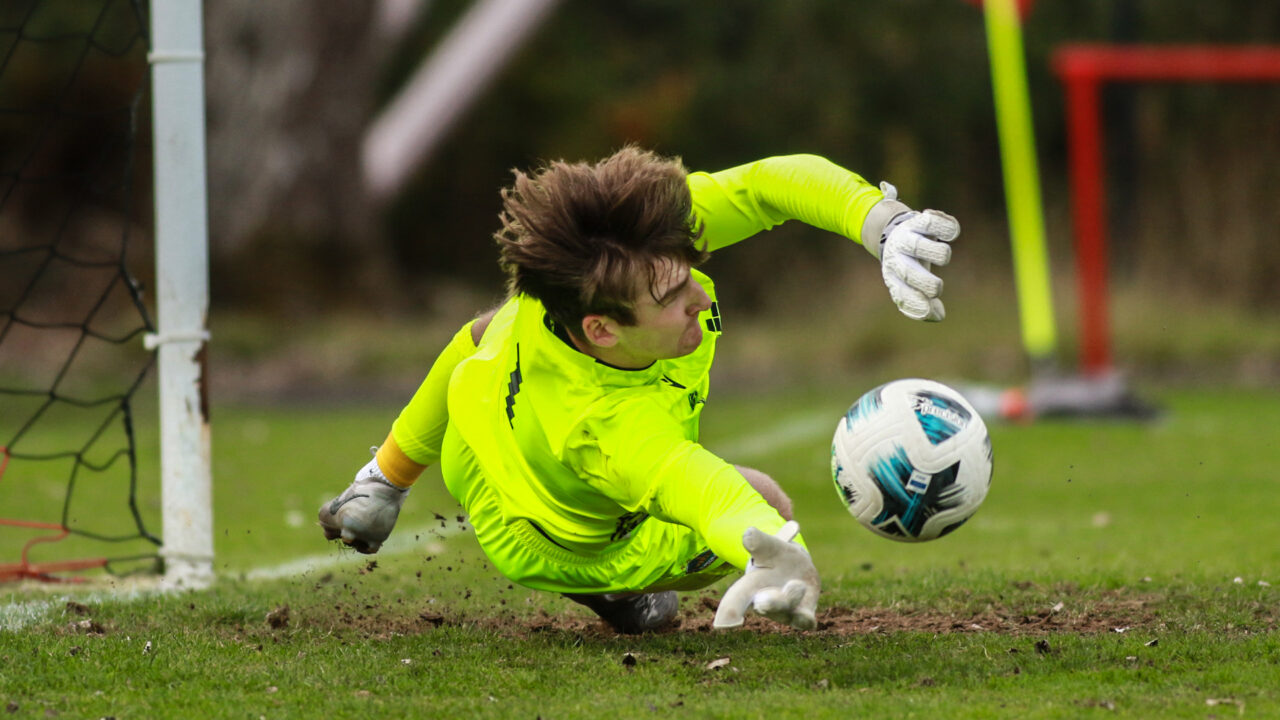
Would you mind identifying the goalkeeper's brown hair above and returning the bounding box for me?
[495,146,708,336]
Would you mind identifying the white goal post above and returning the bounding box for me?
[148,0,214,588]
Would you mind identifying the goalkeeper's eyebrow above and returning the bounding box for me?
[655,272,691,306]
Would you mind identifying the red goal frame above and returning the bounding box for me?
[1052,45,1280,374]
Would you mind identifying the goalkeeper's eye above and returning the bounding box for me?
[655,273,691,307]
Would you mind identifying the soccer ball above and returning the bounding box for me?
[831,378,993,542]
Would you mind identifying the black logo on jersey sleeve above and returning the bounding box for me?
[505,344,522,426]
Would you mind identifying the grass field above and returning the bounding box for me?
[3,381,1280,718]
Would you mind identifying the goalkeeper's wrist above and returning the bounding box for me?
[859,193,912,260]
[373,433,425,489]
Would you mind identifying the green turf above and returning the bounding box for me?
[3,384,1280,717]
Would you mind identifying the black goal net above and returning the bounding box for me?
[0,0,160,581]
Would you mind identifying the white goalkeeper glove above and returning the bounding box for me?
[318,450,409,554]
[861,181,960,322]
[712,521,820,631]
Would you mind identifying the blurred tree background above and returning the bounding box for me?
[4,0,1278,393]
[202,0,1279,314]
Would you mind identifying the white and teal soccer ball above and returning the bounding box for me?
[831,378,993,542]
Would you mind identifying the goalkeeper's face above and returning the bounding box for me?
[603,259,712,368]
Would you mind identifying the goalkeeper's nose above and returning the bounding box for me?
[688,282,712,316]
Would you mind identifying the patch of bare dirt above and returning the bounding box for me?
[806,601,1160,636]
[265,605,290,629]
[284,594,1162,640]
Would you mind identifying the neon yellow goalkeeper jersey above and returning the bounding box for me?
[444,267,779,573]
[396,154,886,575]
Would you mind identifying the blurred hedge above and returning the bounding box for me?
[2,0,1277,316]
[374,0,1279,314]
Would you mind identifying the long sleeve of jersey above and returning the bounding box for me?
[687,154,885,252]
[568,397,788,571]
[378,320,480,486]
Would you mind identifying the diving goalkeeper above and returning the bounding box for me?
[319,148,959,633]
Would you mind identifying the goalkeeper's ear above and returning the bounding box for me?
[579,314,621,348]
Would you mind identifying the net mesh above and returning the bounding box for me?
[0,0,160,581]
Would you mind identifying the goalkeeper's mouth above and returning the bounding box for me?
[676,321,703,356]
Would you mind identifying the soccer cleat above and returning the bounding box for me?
[564,591,679,634]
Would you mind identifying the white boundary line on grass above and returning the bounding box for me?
[0,522,464,632]
[2,408,834,631]
[242,522,465,581]
[711,409,834,462]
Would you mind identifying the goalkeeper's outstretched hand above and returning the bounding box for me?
[863,182,960,322]
[712,521,820,631]
[318,452,409,554]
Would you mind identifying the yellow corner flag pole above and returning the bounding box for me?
[983,0,1057,363]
